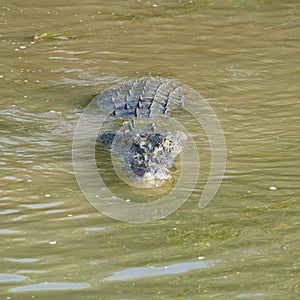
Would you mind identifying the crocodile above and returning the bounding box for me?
[94,77,188,185]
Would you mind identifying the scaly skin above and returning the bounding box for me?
[95,77,187,183]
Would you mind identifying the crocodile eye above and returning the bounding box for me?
[163,138,175,152]
[164,138,173,146]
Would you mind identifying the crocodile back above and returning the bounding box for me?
[95,77,185,118]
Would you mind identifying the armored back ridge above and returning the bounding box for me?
[95,77,185,118]
[94,77,187,186]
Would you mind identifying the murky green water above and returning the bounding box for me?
[1,0,299,299]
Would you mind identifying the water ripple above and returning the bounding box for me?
[10,281,91,292]
[0,273,28,283]
[5,258,39,263]
[104,259,220,281]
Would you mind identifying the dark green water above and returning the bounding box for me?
[1,1,299,299]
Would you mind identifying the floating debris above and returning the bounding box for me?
[269,186,278,191]
[33,32,78,42]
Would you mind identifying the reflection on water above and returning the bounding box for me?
[10,281,91,292]
[104,259,220,281]
[1,0,299,299]
[0,274,28,283]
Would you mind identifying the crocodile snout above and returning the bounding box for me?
[121,131,187,182]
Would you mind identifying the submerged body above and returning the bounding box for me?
[94,77,187,185]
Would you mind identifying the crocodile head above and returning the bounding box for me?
[102,129,187,185]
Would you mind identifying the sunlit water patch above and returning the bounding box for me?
[104,259,220,281]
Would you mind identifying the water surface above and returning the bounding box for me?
[1,0,299,299]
